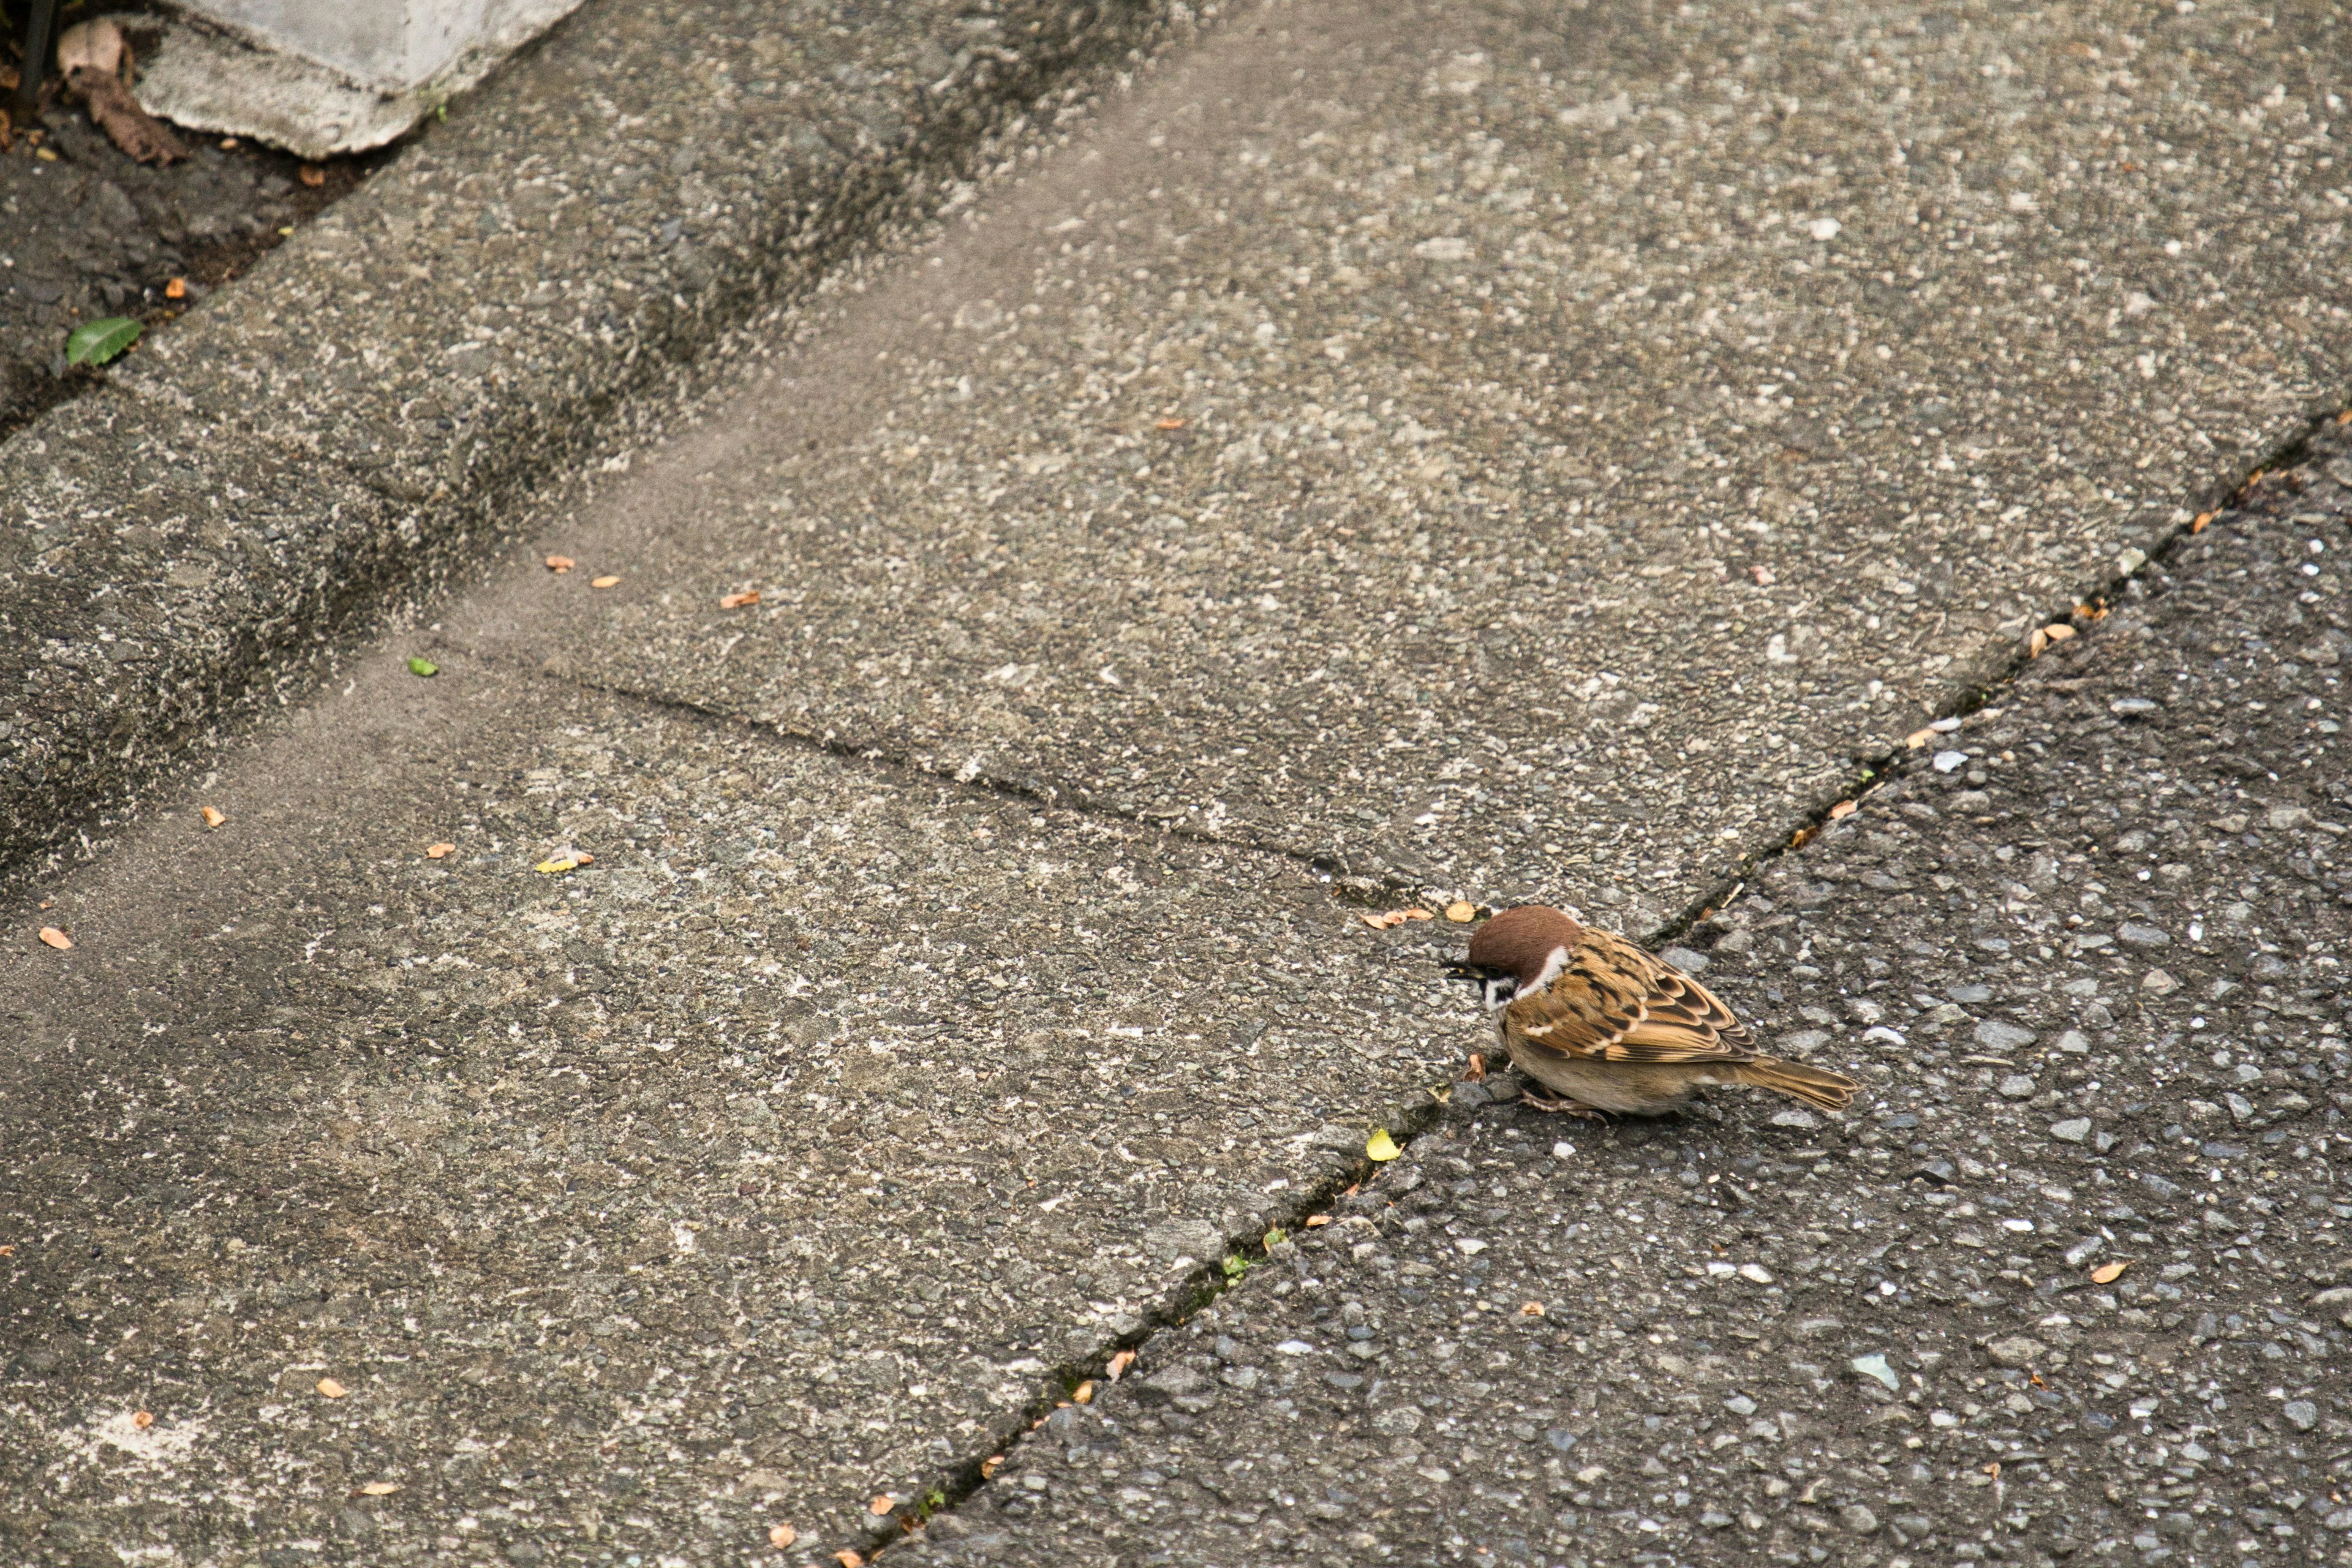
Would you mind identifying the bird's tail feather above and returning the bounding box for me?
[1727,1055,1858,1110]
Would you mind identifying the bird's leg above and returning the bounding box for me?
[1517,1087,1608,1120]
[1464,1052,1488,1082]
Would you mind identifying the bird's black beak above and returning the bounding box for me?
[1444,962,1482,985]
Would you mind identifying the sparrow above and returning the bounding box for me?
[1447,903,1857,1118]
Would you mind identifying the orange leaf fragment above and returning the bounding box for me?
[2090,1260,2128,1284]
[720,590,761,609]
[869,1494,894,1516]
[38,927,71,951]
[359,1481,399,1496]
[1071,1379,1096,1404]
[1788,826,1817,849]
[298,164,326,187]
[1828,800,1857,820]
[1359,912,1387,930]
[767,1522,797,1548]
[835,1553,865,1568]
[1303,1214,1332,1228]
[1518,1301,1546,1317]
[2043,623,2076,644]
[426,843,456,859]
[132,1409,154,1429]
[2028,627,2049,658]
[979,1455,1003,1479]
[1905,727,1936,749]
[2190,511,2214,533]
[1155,417,1186,431]
[0,1244,14,1256]
[165,277,187,300]
[590,575,621,589]
[1444,900,1477,922]
[316,1378,347,1398]
[545,554,575,573]
[1106,1349,1136,1382]
[1401,907,1433,921]
[200,806,227,828]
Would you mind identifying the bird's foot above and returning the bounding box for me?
[1464,1052,1488,1082]
[1517,1088,1608,1120]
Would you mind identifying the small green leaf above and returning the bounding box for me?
[1221,1254,1248,1280]
[407,656,440,677]
[66,317,143,367]
[1262,1227,1287,1250]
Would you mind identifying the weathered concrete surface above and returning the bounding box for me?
[899,422,2352,1567]
[477,0,2352,927]
[0,0,1191,883]
[0,640,1464,1566]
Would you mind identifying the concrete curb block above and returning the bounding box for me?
[0,0,1194,880]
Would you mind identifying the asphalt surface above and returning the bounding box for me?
[904,425,2352,1567]
[5,0,2352,1566]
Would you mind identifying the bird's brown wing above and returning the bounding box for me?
[1503,927,1757,1065]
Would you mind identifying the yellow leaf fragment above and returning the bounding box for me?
[2029,627,2049,658]
[1445,900,1477,922]
[200,806,227,828]
[1107,1349,1136,1381]
[426,843,456,859]
[1828,800,1857,820]
[545,554,575,573]
[38,927,71,951]
[1518,1301,1546,1317]
[1071,1379,1096,1404]
[132,1409,154,1429]
[835,1552,865,1568]
[869,1494,894,1516]
[1905,728,1936,749]
[1366,1128,1401,1162]
[767,1522,797,1548]
[1359,912,1387,930]
[360,1482,399,1496]
[1303,1214,1332,1228]
[2043,623,2076,643]
[2090,1261,2128,1284]
[979,1455,1003,1479]
[316,1378,347,1398]
[534,853,594,874]
[590,575,621,589]
[1401,907,1433,921]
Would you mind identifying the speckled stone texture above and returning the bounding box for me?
[901,428,2352,1565]
[484,0,2352,931]
[0,0,1190,882]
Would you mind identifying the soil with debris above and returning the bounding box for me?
[0,88,368,435]
[898,428,2352,1566]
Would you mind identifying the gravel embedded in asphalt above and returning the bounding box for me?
[890,430,2352,1566]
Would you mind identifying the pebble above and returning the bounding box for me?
[2049,1117,2091,1143]
[1946,984,1994,1004]
[1986,1335,2046,1369]
[2117,922,2169,948]
[2283,1400,2320,1433]
[1659,945,1709,973]
[1724,1394,1759,1416]
[1932,750,1968,773]
[1849,1353,1899,1392]
[2141,968,2180,995]
[1841,1504,1881,1536]
[2310,1287,2352,1328]
[1736,1264,1773,1284]
[1770,1107,1820,1130]
[1973,1020,2036,1051]
[1998,1074,2037,1099]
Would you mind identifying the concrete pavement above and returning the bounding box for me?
[5,0,2352,1565]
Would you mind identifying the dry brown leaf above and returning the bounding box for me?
[1106,1349,1136,1382]
[545,554,575,572]
[164,276,186,300]
[1401,907,1433,921]
[360,1482,399,1496]
[1071,1379,1096,1404]
[1905,727,1936,749]
[720,590,761,609]
[1444,900,1477,922]
[1155,417,1186,430]
[0,1244,14,1256]
[1518,1301,1546,1317]
[590,575,621,589]
[1788,826,1817,849]
[2075,601,2109,622]
[2043,623,2076,643]
[1359,912,1387,930]
[979,1456,1003,1479]
[38,927,71,951]
[767,1523,797,1548]
[869,1495,894,1516]
[200,806,226,828]
[2090,1261,2128,1284]
[2028,627,2049,658]
[425,843,455,859]
[298,164,326,187]
[835,1552,865,1568]
[132,1409,154,1429]
[1828,800,1856,820]
[1303,1214,1332,1228]
[316,1378,347,1398]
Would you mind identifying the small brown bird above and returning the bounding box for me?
[1447,904,1856,1118]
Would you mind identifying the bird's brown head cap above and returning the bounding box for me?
[1465,904,1583,987]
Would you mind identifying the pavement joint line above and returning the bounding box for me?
[1643,394,2352,954]
[865,1089,1456,1559]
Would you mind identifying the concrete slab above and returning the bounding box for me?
[0,388,421,878]
[0,634,1475,1564]
[480,0,2352,929]
[894,424,2352,1568]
